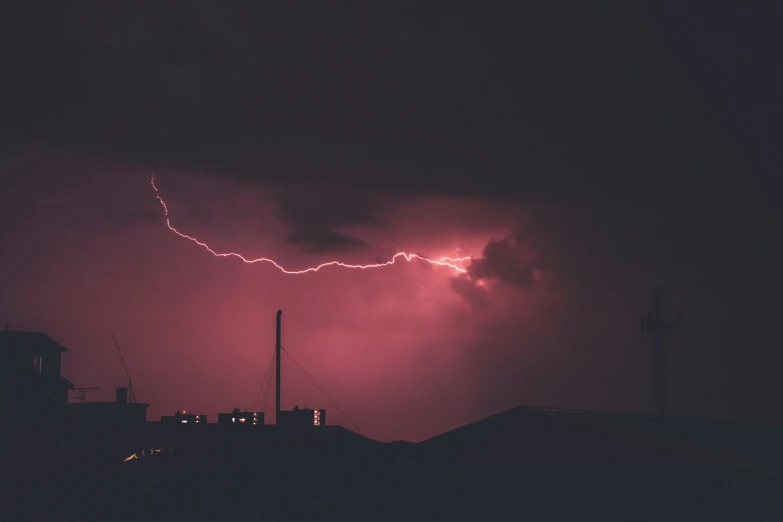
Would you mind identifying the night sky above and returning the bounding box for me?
[1,1,781,442]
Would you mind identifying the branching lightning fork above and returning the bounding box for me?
[151,173,470,275]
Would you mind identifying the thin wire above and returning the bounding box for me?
[253,354,274,411]
[256,352,275,411]
[260,357,275,413]
[281,346,364,435]
[112,334,136,403]
[252,351,276,411]
[253,360,272,410]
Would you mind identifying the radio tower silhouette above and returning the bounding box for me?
[641,286,683,418]
[276,309,282,424]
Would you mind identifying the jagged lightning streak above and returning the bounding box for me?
[151,173,471,274]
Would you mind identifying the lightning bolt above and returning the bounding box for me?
[455,247,467,269]
[151,174,471,274]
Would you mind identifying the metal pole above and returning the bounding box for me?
[275,310,282,424]
[652,287,666,418]
[641,286,682,418]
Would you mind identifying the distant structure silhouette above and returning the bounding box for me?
[68,386,148,424]
[163,310,327,429]
[0,330,75,419]
[641,286,683,417]
[112,334,137,403]
[218,408,263,426]
[71,386,101,403]
[276,310,282,423]
[274,310,328,427]
[279,404,327,427]
[161,411,206,426]
[0,329,151,425]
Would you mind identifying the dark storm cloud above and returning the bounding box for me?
[277,186,380,253]
[450,231,539,309]
[456,203,670,302]
[0,0,671,201]
[2,0,779,220]
[285,228,368,253]
[138,1,214,65]
[467,234,536,289]
[165,193,215,227]
[102,198,160,227]
[356,1,418,51]
[278,187,380,229]
[449,275,489,309]
[431,222,541,311]
[185,204,214,226]
[0,2,164,142]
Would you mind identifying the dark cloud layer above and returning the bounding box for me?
[277,187,381,253]
[138,1,214,65]
[185,203,214,226]
[449,276,489,309]
[102,198,161,227]
[285,228,368,253]
[0,1,732,196]
[467,234,536,289]
[2,0,778,262]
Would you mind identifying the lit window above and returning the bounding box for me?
[239,418,246,423]
[182,420,187,423]
[232,418,236,422]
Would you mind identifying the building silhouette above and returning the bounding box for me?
[161,411,206,426]
[67,386,149,424]
[218,408,263,426]
[0,328,74,419]
[278,405,326,427]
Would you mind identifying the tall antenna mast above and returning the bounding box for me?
[275,310,282,424]
[112,333,137,403]
[641,286,683,417]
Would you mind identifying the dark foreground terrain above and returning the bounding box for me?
[6,406,783,521]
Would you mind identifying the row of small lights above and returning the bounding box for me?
[232,412,260,425]
[179,410,203,424]
[178,411,326,426]
[177,411,261,424]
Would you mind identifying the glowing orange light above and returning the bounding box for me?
[151,173,470,275]
[123,448,167,463]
